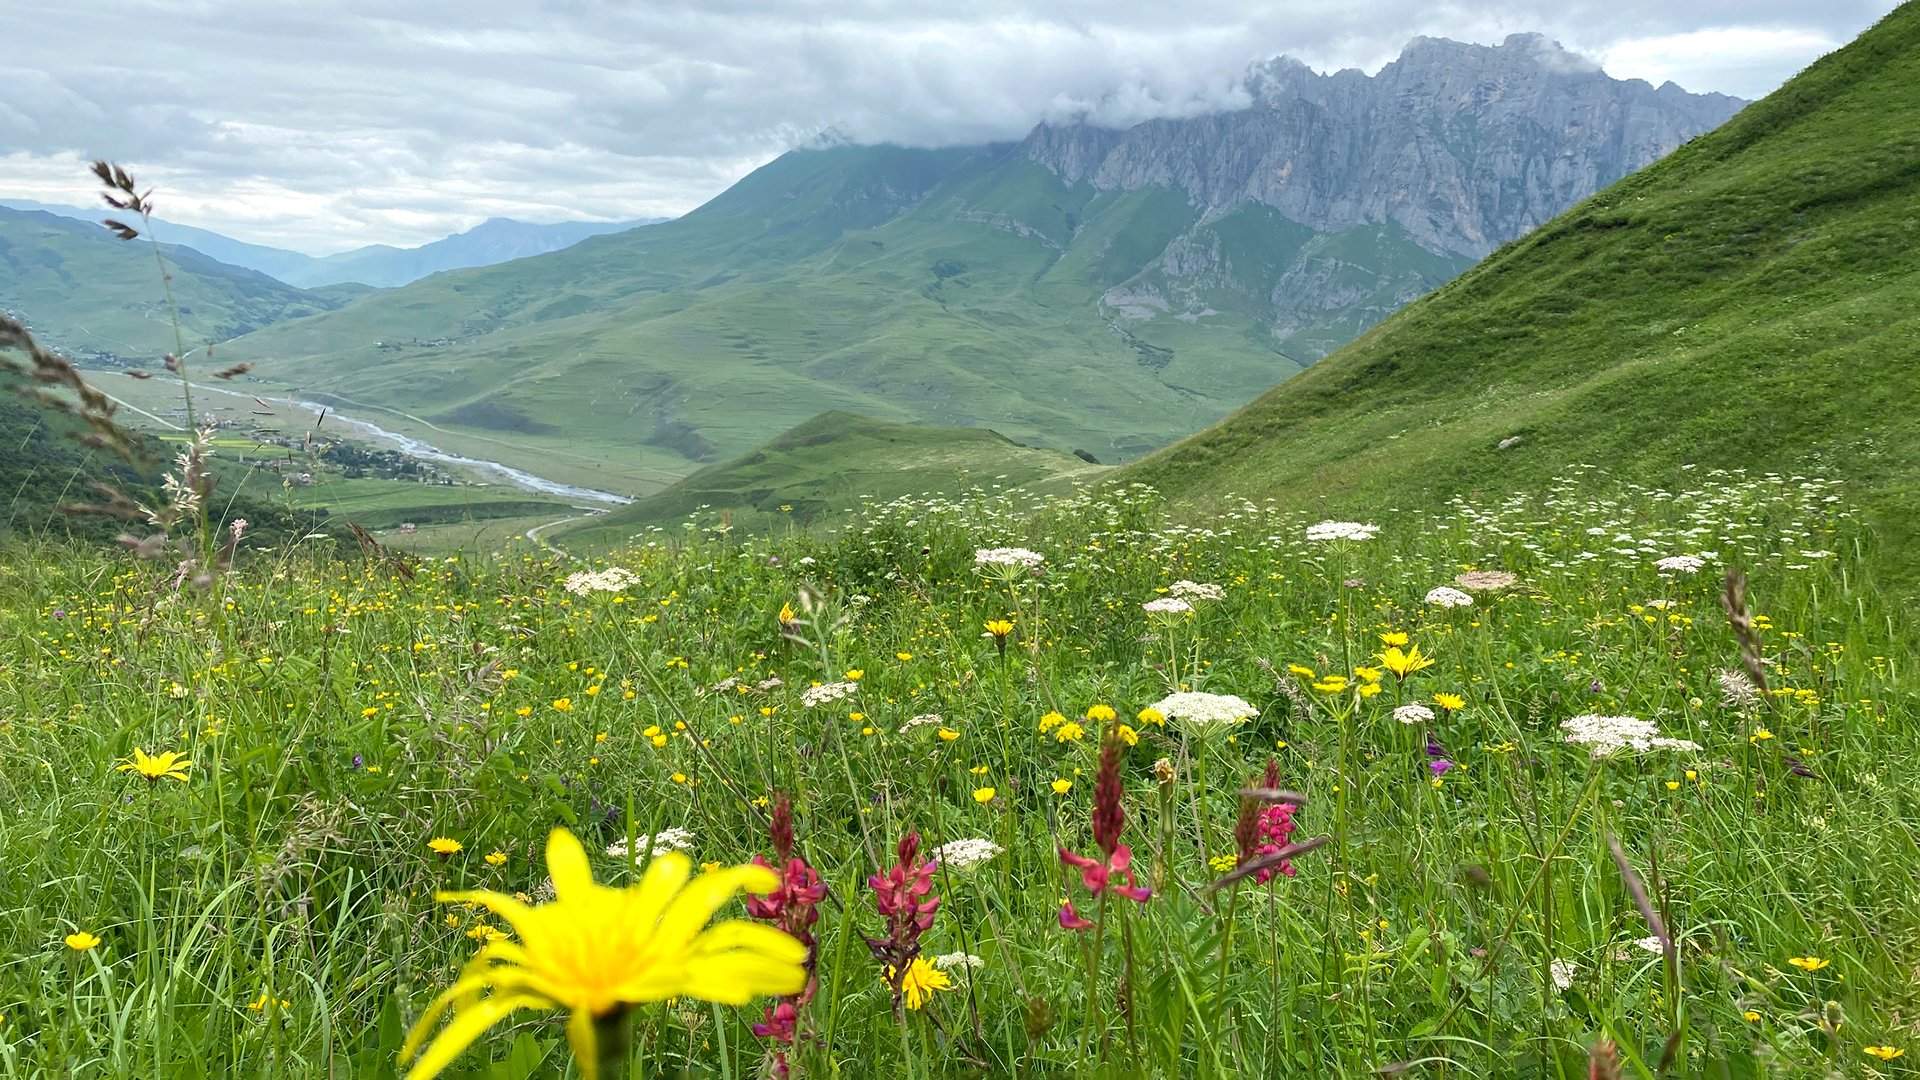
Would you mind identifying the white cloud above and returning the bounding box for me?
[0,1,1891,252]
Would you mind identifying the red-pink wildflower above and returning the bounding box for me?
[1057,730,1150,929]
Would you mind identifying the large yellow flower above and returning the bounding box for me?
[400,829,806,1080]
[1378,645,1435,680]
[115,747,192,783]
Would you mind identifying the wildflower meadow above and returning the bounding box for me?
[0,468,1914,1077]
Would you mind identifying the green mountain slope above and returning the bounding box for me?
[1123,4,1920,595]
[555,410,1100,547]
[0,206,347,362]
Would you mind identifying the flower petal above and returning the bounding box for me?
[545,828,596,901]
[402,992,549,1080]
[565,1008,599,1080]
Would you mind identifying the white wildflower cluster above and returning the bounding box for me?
[1168,580,1225,601]
[606,827,695,858]
[1654,554,1707,574]
[931,952,985,972]
[1559,714,1700,756]
[1454,570,1518,592]
[1149,691,1258,728]
[1717,669,1762,709]
[1141,597,1193,615]
[899,713,944,734]
[1393,703,1435,725]
[1305,521,1378,542]
[974,547,1045,568]
[935,837,1004,870]
[563,566,640,595]
[801,681,859,708]
[1550,959,1577,991]
[1425,586,1475,608]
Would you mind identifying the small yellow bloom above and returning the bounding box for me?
[1038,711,1066,732]
[937,728,960,742]
[1787,955,1829,972]
[1051,778,1073,795]
[1053,721,1086,743]
[1115,724,1139,746]
[888,956,954,1010]
[1434,693,1465,712]
[1352,665,1382,684]
[64,931,101,951]
[1665,780,1681,791]
[428,837,463,857]
[972,787,995,804]
[485,851,508,867]
[896,652,913,661]
[1379,645,1435,679]
[1311,676,1349,694]
[983,619,1013,638]
[115,747,192,783]
[1136,707,1165,727]
[844,669,864,681]
[1750,727,1775,744]
[1286,664,1317,678]
[1865,1046,1905,1062]
[1379,632,1409,647]
[1085,704,1117,723]
[550,698,573,713]
[1742,1010,1761,1022]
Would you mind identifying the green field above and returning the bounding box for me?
[555,410,1104,547]
[1123,4,1920,601]
[1,463,1913,1076]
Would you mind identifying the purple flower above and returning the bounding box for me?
[1429,759,1454,778]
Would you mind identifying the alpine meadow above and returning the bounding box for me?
[0,3,1916,1079]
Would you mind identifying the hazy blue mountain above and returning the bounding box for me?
[0,199,663,288]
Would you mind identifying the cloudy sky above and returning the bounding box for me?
[0,1,1893,253]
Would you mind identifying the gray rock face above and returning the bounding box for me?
[1024,34,1745,259]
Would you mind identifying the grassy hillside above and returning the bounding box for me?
[556,410,1101,546]
[0,207,346,362]
[218,146,1470,490]
[560,407,1098,541]
[1125,4,1920,598]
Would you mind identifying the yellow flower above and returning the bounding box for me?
[1378,645,1435,679]
[1379,632,1409,647]
[1352,666,1383,684]
[1085,704,1117,723]
[1741,1010,1761,1022]
[844,669,864,682]
[1750,727,1775,744]
[1865,1046,1905,1062]
[400,829,805,1080]
[1434,693,1465,712]
[429,837,464,857]
[1038,711,1066,733]
[1115,724,1139,746]
[887,956,954,1010]
[895,652,913,661]
[937,728,960,742]
[115,747,192,783]
[485,851,508,867]
[1358,683,1382,699]
[1051,778,1073,795]
[64,931,101,951]
[1136,707,1165,727]
[1787,955,1829,972]
[1053,721,1086,743]
[551,698,573,713]
[1311,676,1349,694]
[1286,664,1317,678]
[971,787,995,804]
[983,619,1013,638]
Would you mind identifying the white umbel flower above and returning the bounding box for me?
[605,827,695,858]
[1654,554,1707,574]
[801,681,859,708]
[899,713,944,734]
[931,951,985,972]
[563,566,640,595]
[1393,703,1436,725]
[974,547,1046,568]
[1168,580,1225,601]
[935,837,1004,871]
[1142,597,1193,615]
[1560,714,1700,756]
[1149,691,1259,728]
[1550,959,1577,991]
[1306,521,1378,542]
[1425,586,1475,608]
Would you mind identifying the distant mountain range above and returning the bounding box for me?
[0,200,663,288]
[209,33,1743,492]
[1124,7,1920,595]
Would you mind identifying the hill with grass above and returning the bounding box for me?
[554,410,1100,546]
[1123,4,1920,596]
[216,37,1736,490]
[0,206,348,363]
